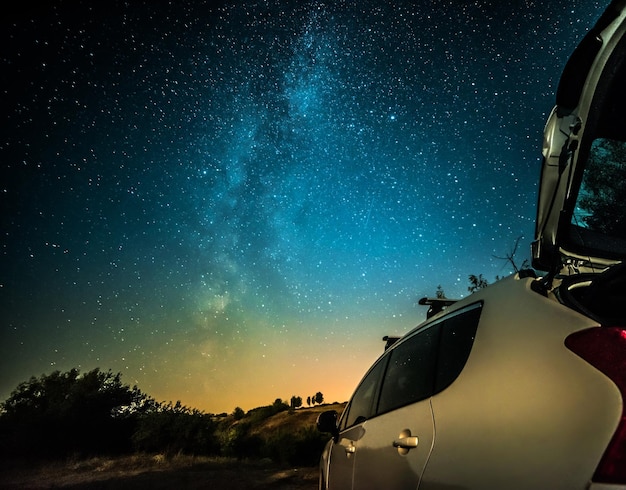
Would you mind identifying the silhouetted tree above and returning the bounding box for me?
[468,274,489,293]
[232,406,245,420]
[493,236,530,273]
[314,392,324,405]
[307,396,311,407]
[0,368,150,457]
[290,396,302,409]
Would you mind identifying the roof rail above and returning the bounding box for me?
[418,297,458,319]
[382,335,401,350]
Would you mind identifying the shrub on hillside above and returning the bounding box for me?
[132,402,219,455]
[245,398,289,425]
[262,426,330,466]
[217,421,263,459]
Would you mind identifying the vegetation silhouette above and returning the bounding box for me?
[0,368,148,457]
[0,369,331,468]
[578,138,626,238]
[290,395,303,409]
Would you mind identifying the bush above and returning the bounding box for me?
[132,402,219,455]
[0,369,329,466]
[217,421,262,459]
[0,369,147,458]
[262,426,329,467]
[245,399,289,425]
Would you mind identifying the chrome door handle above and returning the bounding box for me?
[345,444,356,454]
[393,436,418,449]
[393,429,418,455]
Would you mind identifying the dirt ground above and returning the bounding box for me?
[0,455,318,489]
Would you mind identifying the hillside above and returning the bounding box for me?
[249,403,346,437]
[212,402,347,467]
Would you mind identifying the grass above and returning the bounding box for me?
[0,454,318,489]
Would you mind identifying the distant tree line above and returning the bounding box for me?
[0,368,329,466]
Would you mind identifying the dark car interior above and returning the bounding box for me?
[559,262,626,327]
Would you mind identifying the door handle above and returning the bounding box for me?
[393,436,418,449]
[344,443,356,454]
[393,430,418,455]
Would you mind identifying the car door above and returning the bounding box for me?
[351,326,439,490]
[326,358,387,490]
[327,302,483,490]
[351,403,434,490]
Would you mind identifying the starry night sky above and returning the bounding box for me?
[1,0,606,413]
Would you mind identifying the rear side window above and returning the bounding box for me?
[378,326,438,414]
[377,302,482,415]
[435,303,482,392]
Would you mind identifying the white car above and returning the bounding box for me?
[316,1,626,489]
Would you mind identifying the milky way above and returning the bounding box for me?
[1,0,605,412]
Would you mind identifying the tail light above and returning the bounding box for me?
[565,327,626,484]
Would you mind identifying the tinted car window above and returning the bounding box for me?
[341,302,483,427]
[343,357,387,428]
[376,302,482,415]
[378,326,438,414]
[435,302,482,392]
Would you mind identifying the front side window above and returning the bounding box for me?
[343,357,387,428]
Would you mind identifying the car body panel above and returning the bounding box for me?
[351,401,434,490]
[325,424,362,490]
[421,276,621,489]
[323,328,437,490]
[319,276,625,489]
